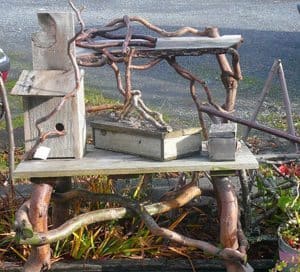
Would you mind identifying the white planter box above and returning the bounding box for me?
[91,120,202,161]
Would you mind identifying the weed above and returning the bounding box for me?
[85,86,120,107]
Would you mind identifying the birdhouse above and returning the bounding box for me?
[11,11,86,158]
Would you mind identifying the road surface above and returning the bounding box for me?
[0,0,299,121]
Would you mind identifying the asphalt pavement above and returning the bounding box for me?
[0,0,299,122]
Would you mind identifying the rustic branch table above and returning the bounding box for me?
[11,11,253,272]
[14,143,258,272]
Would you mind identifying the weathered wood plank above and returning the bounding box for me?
[152,35,242,50]
[32,12,75,70]
[13,142,258,179]
[11,70,79,96]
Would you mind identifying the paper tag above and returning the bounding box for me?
[33,146,51,160]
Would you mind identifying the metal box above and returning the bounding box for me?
[91,120,202,161]
[208,123,237,161]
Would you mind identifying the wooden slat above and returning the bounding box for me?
[152,35,242,50]
[11,70,79,96]
[13,142,258,178]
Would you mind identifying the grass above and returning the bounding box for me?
[0,153,8,170]
[84,86,121,107]
[258,110,300,135]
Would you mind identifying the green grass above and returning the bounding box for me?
[0,115,23,130]
[85,86,121,106]
[0,152,8,170]
[258,111,300,134]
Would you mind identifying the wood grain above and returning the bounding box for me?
[14,142,258,179]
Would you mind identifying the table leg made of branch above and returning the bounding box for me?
[13,144,258,272]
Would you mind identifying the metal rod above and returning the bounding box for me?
[197,104,300,144]
[277,60,299,152]
[243,59,279,139]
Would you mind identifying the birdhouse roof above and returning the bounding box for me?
[11,69,83,96]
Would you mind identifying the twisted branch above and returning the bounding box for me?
[166,56,225,113]
[17,185,201,244]
[75,13,243,130]
[105,16,211,37]
[16,187,247,264]
[190,81,208,140]
[119,90,172,132]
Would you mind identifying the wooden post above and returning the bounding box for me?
[211,175,245,272]
[52,177,73,228]
[238,170,251,233]
[23,182,53,272]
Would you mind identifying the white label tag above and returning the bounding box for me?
[33,146,51,160]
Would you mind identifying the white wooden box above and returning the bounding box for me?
[91,120,202,161]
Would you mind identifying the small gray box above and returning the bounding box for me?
[208,123,237,161]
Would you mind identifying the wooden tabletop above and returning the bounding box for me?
[14,142,258,179]
[76,35,243,58]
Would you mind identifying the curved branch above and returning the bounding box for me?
[98,32,157,43]
[108,61,126,96]
[86,104,123,113]
[227,48,242,81]
[14,200,33,240]
[77,54,108,67]
[190,81,208,140]
[122,15,132,54]
[124,48,135,101]
[18,186,201,244]
[18,187,246,264]
[119,90,172,132]
[130,58,163,70]
[165,56,225,112]
[106,16,211,37]
[0,75,15,195]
